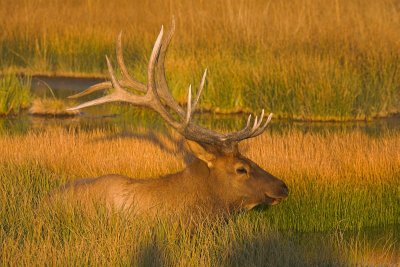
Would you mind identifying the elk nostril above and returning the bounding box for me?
[281,183,289,196]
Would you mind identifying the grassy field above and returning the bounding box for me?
[1,0,400,120]
[0,127,398,265]
[0,74,30,115]
[0,0,399,264]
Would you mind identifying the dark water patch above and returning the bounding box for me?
[0,75,396,135]
[1,109,399,136]
[31,75,106,97]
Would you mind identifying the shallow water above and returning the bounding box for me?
[2,75,400,135]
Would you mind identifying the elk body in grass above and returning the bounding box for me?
[55,22,289,218]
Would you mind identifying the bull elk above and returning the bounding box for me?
[56,22,289,218]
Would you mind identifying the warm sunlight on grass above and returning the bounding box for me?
[0,74,30,115]
[1,0,399,119]
[0,128,398,230]
[0,0,399,264]
[0,127,398,265]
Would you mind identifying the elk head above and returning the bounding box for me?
[186,140,288,212]
[67,20,288,214]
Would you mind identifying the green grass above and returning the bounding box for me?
[0,74,30,115]
[0,128,398,265]
[0,162,398,266]
[1,0,399,120]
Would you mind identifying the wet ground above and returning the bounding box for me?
[2,75,399,135]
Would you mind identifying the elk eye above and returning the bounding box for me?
[236,167,248,175]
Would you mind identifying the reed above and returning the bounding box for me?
[0,74,30,115]
[0,127,398,265]
[1,0,399,119]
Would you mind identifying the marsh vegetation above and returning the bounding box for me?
[0,74,30,115]
[1,0,400,120]
[0,127,398,265]
[0,0,399,265]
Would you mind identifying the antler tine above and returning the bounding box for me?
[185,84,192,124]
[249,109,265,133]
[251,116,259,132]
[116,32,147,93]
[68,82,112,99]
[68,31,148,100]
[68,55,141,111]
[67,55,131,111]
[155,18,185,118]
[221,110,271,143]
[238,114,253,133]
[256,109,265,128]
[220,114,253,141]
[68,80,145,99]
[250,112,273,138]
[190,68,207,116]
[148,26,164,94]
[106,56,125,93]
[246,114,253,128]
[67,94,117,111]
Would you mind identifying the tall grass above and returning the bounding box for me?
[1,0,399,119]
[0,128,398,231]
[0,128,398,265]
[0,74,30,115]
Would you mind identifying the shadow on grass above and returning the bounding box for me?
[91,128,194,164]
[126,216,346,267]
[133,239,168,267]
[222,230,344,267]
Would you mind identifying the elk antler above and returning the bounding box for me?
[68,21,273,148]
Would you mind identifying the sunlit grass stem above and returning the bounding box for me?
[0,128,398,265]
[1,0,399,119]
[0,74,30,115]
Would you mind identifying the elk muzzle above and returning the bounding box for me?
[264,180,289,205]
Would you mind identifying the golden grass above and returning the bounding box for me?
[0,127,398,265]
[245,130,400,186]
[0,127,398,186]
[1,0,399,119]
[0,128,184,179]
[2,0,399,49]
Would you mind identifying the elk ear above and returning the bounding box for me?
[185,140,216,168]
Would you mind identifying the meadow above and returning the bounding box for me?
[1,0,400,120]
[0,127,398,265]
[0,0,399,265]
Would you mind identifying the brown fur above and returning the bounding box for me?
[53,141,288,218]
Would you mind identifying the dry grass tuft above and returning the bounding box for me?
[29,98,80,117]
